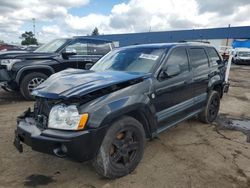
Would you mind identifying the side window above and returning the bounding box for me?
[87,43,111,55]
[189,48,209,69]
[206,47,222,66]
[65,40,87,55]
[166,47,189,73]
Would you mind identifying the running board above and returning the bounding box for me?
[156,109,202,135]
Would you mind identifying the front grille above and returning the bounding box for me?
[34,98,53,129]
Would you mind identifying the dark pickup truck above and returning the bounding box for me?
[14,42,229,179]
[0,37,114,99]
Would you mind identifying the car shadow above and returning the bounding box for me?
[0,88,27,104]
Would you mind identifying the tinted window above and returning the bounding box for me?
[166,47,189,72]
[66,41,87,55]
[189,48,209,69]
[88,43,111,55]
[207,47,221,66]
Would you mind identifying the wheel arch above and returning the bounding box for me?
[98,104,157,139]
[208,74,224,98]
[212,84,223,98]
[15,65,55,85]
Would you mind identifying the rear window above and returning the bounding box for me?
[87,43,112,55]
[206,47,222,66]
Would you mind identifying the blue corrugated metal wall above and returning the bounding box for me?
[86,26,250,47]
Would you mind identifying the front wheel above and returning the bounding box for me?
[92,116,146,179]
[20,72,48,100]
[198,91,220,123]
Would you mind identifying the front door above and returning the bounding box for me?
[61,39,88,70]
[153,47,195,130]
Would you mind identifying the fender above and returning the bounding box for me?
[208,74,223,91]
[15,65,55,84]
[81,95,158,138]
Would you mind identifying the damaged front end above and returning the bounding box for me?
[14,97,58,154]
[14,108,33,153]
[14,69,151,161]
[13,100,107,161]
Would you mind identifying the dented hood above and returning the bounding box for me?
[32,69,150,99]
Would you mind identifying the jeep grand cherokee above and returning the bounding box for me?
[14,42,229,179]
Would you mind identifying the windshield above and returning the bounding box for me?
[238,51,250,57]
[35,39,68,53]
[91,47,165,73]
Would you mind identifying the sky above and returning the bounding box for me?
[0,0,250,44]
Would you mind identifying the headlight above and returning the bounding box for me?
[0,59,21,70]
[48,104,88,130]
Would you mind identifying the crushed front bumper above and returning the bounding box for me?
[14,109,106,162]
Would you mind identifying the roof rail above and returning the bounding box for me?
[178,40,210,44]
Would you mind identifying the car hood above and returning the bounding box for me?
[32,69,151,99]
[0,51,58,59]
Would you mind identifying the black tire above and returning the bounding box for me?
[20,72,48,100]
[92,116,146,179]
[198,91,220,123]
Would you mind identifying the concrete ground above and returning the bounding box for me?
[0,65,250,188]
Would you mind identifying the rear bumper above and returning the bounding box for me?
[223,82,230,93]
[14,109,107,162]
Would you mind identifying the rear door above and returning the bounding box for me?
[188,47,210,108]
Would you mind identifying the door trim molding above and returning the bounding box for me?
[156,93,207,122]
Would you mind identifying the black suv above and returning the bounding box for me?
[0,37,114,99]
[14,42,229,179]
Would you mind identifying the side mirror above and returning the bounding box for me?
[159,64,181,79]
[62,48,77,59]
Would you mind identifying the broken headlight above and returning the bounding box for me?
[48,104,88,130]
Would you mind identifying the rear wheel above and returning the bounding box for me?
[198,91,220,123]
[92,116,146,179]
[20,72,48,100]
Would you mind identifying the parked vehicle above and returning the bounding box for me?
[24,45,40,52]
[218,45,232,61]
[232,48,250,65]
[0,44,25,51]
[0,37,114,99]
[14,42,229,179]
